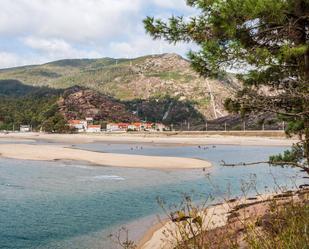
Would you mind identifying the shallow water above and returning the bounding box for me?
[0,144,307,249]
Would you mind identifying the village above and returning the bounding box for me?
[68,118,168,133]
[16,118,169,133]
[17,119,169,133]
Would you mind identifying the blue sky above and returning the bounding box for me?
[0,0,198,69]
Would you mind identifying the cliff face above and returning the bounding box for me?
[0,53,240,120]
[58,86,139,122]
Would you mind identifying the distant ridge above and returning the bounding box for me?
[0,53,240,120]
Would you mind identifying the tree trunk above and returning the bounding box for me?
[302,33,309,166]
[305,119,309,167]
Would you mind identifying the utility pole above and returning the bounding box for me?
[243,121,246,132]
[225,122,227,132]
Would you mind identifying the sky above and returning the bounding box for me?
[0,0,199,69]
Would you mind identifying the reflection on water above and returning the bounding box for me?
[0,144,307,249]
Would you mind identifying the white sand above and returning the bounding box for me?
[0,132,297,146]
[0,144,212,169]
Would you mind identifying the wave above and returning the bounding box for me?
[92,175,125,181]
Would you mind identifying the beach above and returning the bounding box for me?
[138,189,309,249]
[0,131,297,146]
[0,132,297,169]
[0,132,296,169]
[0,144,212,169]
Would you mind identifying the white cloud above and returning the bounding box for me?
[0,52,21,68]
[151,0,191,11]
[24,37,72,54]
[0,51,43,68]
[23,36,101,60]
[0,0,143,42]
[0,0,199,68]
[108,35,198,58]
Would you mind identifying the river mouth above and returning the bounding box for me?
[0,143,307,249]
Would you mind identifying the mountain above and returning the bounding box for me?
[0,53,240,120]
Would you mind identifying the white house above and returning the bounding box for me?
[20,125,31,132]
[155,123,167,132]
[106,123,129,132]
[86,125,101,133]
[68,120,87,132]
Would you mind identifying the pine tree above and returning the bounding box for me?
[144,0,309,171]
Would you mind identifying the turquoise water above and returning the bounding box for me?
[0,144,307,249]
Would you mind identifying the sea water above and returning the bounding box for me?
[0,144,307,249]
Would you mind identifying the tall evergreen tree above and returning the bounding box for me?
[144,0,309,171]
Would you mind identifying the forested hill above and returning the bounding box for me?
[0,80,207,131]
[0,81,140,132]
[0,79,280,132]
[0,53,240,120]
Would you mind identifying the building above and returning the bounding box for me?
[86,124,101,133]
[20,125,31,132]
[86,117,94,125]
[128,123,139,131]
[106,123,128,132]
[68,120,87,132]
[143,122,155,131]
[155,123,168,132]
[106,122,167,132]
[118,123,130,130]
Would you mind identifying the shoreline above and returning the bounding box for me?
[137,189,309,249]
[0,144,212,169]
[0,132,298,147]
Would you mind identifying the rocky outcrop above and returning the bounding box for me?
[58,86,139,122]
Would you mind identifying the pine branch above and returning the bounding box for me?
[220,160,309,174]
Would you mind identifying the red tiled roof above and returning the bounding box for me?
[118,123,129,128]
[68,120,83,125]
[88,125,101,128]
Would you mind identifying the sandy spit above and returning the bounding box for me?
[0,144,212,169]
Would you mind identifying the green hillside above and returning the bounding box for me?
[0,53,240,120]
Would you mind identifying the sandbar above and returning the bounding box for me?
[0,144,212,169]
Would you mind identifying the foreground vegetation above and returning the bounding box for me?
[246,201,309,249]
[112,189,309,249]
